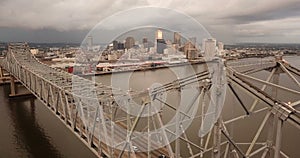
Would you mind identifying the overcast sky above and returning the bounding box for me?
[1,0,300,44]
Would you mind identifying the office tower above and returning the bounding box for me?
[203,38,217,58]
[117,43,125,50]
[174,32,181,45]
[157,39,166,54]
[112,40,118,50]
[143,38,148,44]
[125,37,135,49]
[155,30,166,54]
[217,42,224,51]
[156,29,163,39]
[87,36,93,50]
[183,41,197,59]
[142,37,149,50]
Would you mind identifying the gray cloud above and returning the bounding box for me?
[234,17,300,43]
[0,27,88,43]
[0,0,300,44]
[222,0,300,24]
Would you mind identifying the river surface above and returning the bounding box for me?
[0,56,300,158]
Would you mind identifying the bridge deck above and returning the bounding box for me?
[1,43,211,157]
[2,43,300,158]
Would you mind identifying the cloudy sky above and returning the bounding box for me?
[1,0,300,44]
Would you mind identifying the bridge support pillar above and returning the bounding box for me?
[0,66,3,78]
[0,67,11,85]
[0,67,3,84]
[8,75,32,98]
[9,75,16,96]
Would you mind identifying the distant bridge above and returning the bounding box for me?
[0,43,300,158]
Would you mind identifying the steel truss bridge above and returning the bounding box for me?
[0,43,300,158]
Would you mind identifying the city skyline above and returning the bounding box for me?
[1,0,300,44]
[1,1,300,156]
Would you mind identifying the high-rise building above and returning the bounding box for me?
[183,41,197,59]
[174,32,181,45]
[203,38,217,58]
[157,39,166,54]
[217,42,224,51]
[156,30,163,39]
[125,37,135,49]
[112,40,118,50]
[217,41,224,56]
[117,43,125,50]
[143,38,148,44]
[87,36,93,50]
[155,30,166,54]
[142,38,149,50]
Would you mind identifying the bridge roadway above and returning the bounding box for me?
[1,43,300,158]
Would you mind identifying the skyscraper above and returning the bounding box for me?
[112,40,118,50]
[203,38,217,58]
[87,36,93,50]
[174,32,181,45]
[157,39,166,54]
[142,37,149,50]
[125,37,135,49]
[156,30,163,39]
[217,41,224,56]
[217,42,224,51]
[155,30,166,54]
[183,41,197,60]
[142,38,148,44]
